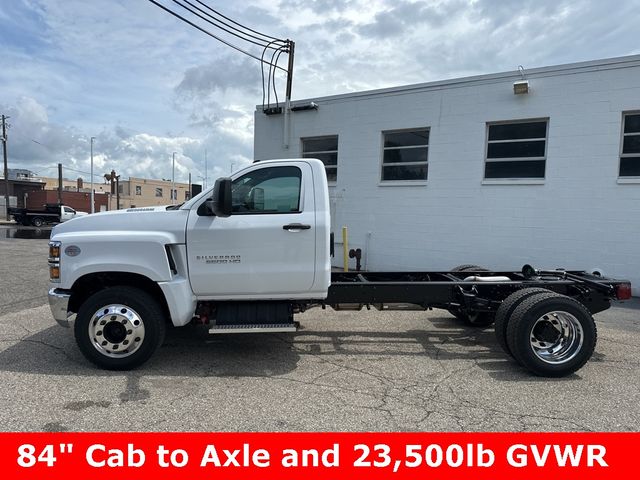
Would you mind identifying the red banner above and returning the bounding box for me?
[0,432,637,479]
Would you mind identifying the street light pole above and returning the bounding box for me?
[90,137,95,214]
[204,149,207,189]
[2,115,9,221]
[172,152,176,205]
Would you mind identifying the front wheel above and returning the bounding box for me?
[74,287,166,370]
[31,216,44,227]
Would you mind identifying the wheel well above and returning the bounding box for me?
[69,272,172,324]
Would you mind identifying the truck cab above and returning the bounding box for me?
[47,159,331,369]
[60,205,87,222]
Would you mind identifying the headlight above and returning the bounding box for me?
[48,241,61,282]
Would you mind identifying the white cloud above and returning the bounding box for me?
[1,0,639,187]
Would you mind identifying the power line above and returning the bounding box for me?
[269,47,287,107]
[261,42,290,110]
[146,0,288,71]
[193,0,283,43]
[147,0,295,113]
[178,0,286,48]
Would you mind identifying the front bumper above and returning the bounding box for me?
[48,288,74,327]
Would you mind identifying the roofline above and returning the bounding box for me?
[257,54,640,108]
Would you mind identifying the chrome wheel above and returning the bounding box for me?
[88,304,145,358]
[529,310,583,364]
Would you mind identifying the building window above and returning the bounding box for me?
[185,191,191,200]
[381,129,429,181]
[620,112,640,177]
[301,136,338,182]
[135,185,142,195]
[155,187,163,197]
[170,189,177,200]
[485,119,548,179]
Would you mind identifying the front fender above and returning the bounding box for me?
[52,231,176,289]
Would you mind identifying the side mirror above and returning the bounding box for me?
[212,177,232,217]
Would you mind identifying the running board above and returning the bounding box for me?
[209,322,298,334]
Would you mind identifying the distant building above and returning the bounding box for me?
[0,169,45,208]
[117,177,193,209]
[37,175,198,210]
[255,54,640,294]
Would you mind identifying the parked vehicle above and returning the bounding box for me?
[10,204,87,227]
[47,159,631,376]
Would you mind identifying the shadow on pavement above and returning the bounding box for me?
[0,314,558,381]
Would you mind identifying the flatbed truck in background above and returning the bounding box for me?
[47,159,631,376]
[10,203,87,227]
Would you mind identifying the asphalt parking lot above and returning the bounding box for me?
[0,225,639,432]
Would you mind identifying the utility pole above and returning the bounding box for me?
[115,175,120,210]
[2,115,9,220]
[172,152,176,205]
[285,39,295,101]
[57,163,63,205]
[188,172,191,201]
[204,149,207,189]
[283,39,295,150]
[90,137,95,214]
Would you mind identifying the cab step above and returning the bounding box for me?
[208,322,299,334]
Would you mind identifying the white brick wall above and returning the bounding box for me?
[255,56,640,295]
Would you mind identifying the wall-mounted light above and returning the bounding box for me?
[513,65,529,94]
[513,80,529,94]
[291,102,319,112]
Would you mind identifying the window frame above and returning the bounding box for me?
[379,127,430,184]
[155,187,163,198]
[135,185,142,195]
[301,135,338,184]
[619,111,640,180]
[483,118,549,182]
[230,165,303,216]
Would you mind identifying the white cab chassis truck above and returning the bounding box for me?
[47,159,631,377]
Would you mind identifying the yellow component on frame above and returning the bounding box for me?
[342,226,348,272]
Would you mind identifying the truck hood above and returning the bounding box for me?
[51,205,188,243]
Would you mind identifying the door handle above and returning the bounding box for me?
[283,223,311,231]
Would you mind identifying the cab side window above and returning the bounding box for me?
[231,166,302,214]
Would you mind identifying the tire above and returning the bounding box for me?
[74,286,166,370]
[31,216,44,227]
[448,264,495,327]
[494,287,551,356]
[506,293,597,377]
[451,264,489,272]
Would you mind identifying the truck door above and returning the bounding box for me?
[186,162,316,298]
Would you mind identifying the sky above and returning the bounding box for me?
[1,0,639,186]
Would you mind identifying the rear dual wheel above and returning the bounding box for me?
[494,287,550,356]
[497,290,597,377]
